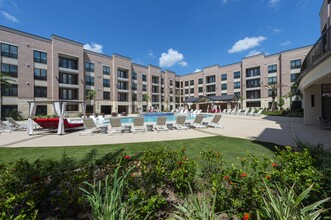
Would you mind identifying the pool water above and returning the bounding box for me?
[98,113,213,125]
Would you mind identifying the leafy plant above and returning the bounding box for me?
[172,186,220,220]
[80,166,134,220]
[257,183,330,220]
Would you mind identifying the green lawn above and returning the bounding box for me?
[0,136,279,167]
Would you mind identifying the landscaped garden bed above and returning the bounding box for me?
[0,138,330,219]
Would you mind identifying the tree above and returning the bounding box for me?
[278,96,285,110]
[0,72,15,118]
[86,90,96,113]
[263,82,288,111]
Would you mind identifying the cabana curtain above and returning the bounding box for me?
[27,102,37,135]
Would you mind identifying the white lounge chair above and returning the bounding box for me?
[253,109,263,116]
[132,117,146,134]
[241,109,249,115]
[191,115,207,129]
[249,109,257,116]
[230,109,237,114]
[208,114,224,128]
[0,120,13,133]
[235,109,242,115]
[6,117,28,130]
[245,109,255,116]
[108,118,124,135]
[174,115,189,131]
[155,116,169,132]
[79,118,99,136]
[222,109,227,114]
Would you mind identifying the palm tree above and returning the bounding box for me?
[263,82,288,111]
[0,72,15,118]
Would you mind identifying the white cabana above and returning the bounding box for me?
[27,100,86,135]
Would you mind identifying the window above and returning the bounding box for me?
[234,82,240,89]
[36,105,47,115]
[233,71,241,79]
[59,57,78,70]
[1,105,17,118]
[198,78,203,84]
[290,59,301,69]
[103,79,110,87]
[246,79,260,88]
[176,81,180,87]
[221,93,227,95]
[161,78,164,85]
[34,50,47,64]
[170,80,173,86]
[291,73,299,82]
[185,89,189,94]
[103,91,110,99]
[1,84,17,96]
[246,67,260,77]
[59,73,78,84]
[185,81,189,86]
[268,64,277,73]
[34,86,47,97]
[221,83,227,90]
[152,76,159,84]
[246,101,261,107]
[268,89,277,97]
[152,86,159,93]
[34,68,47,80]
[132,82,137,90]
[142,84,147,91]
[117,69,128,78]
[234,92,240,97]
[190,88,194,93]
[199,87,203,93]
[132,72,137,80]
[152,95,159,102]
[221,74,227,81]
[103,66,110,75]
[59,88,78,100]
[1,43,18,58]
[170,97,173,102]
[85,75,94,86]
[118,93,128,101]
[206,85,215,92]
[246,90,261,99]
[190,80,194,86]
[1,63,18,77]
[132,93,137,101]
[268,77,277,85]
[85,62,94,72]
[206,75,215,83]
[142,74,147,82]
[117,81,128,90]
[170,89,173,94]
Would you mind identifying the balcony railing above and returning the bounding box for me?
[300,26,331,79]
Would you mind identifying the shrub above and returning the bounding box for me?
[257,183,330,220]
[111,112,118,117]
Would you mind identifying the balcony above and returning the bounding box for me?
[300,26,331,82]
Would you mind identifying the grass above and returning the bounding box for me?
[0,136,279,167]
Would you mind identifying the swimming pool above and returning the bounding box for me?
[96,113,213,125]
[119,113,213,123]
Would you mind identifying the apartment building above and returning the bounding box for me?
[298,0,331,125]
[0,25,311,118]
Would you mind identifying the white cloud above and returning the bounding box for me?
[1,11,18,23]
[280,40,291,46]
[228,36,266,53]
[273,28,281,34]
[83,42,103,53]
[147,50,155,58]
[159,48,188,68]
[246,50,263,57]
[269,0,280,7]
[194,69,202,72]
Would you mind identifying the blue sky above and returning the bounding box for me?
[0,0,321,75]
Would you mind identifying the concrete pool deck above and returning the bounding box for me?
[0,114,330,149]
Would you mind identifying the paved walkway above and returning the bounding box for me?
[0,114,330,149]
